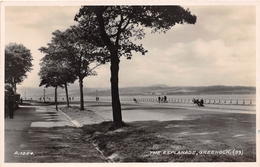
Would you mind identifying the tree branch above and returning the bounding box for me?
[86,62,102,76]
[115,8,125,46]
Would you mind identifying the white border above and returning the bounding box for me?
[1,1,259,167]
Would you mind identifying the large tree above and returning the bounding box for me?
[5,43,33,91]
[75,6,197,128]
[38,55,76,107]
[39,26,108,110]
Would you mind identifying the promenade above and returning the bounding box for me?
[3,100,256,163]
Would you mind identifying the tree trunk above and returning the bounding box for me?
[64,83,70,107]
[95,12,123,128]
[55,86,58,111]
[110,52,123,128]
[79,78,84,110]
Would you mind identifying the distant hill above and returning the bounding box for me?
[16,85,256,98]
[149,84,169,88]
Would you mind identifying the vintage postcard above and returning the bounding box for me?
[1,0,259,167]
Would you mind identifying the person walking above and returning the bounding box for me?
[158,96,161,103]
[164,96,167,103]
[200,98,204,107]
[8,96,14,119]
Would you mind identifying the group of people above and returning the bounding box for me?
[133,96,168,103]
[158,96,168,103]
[133,96,204,106]
[192,98,204,107]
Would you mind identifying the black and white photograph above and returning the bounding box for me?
[1,0,259,166]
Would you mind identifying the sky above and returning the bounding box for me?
[3,5,257,92]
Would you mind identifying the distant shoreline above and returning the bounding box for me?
[16,85,256,98]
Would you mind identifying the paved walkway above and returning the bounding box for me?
[122,99,256,111]
[57,100,256,127]
[4,105,106,163]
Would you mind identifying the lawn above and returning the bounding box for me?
[80,112,256,162]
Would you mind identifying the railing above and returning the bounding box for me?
[120,98,255,106]
[33,96,256,106]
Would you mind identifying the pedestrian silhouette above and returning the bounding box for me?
[8,96,14,118]
[164,96,167,103]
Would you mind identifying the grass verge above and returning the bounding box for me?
[80,113,256,162]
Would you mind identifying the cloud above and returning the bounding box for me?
[5,6,80,88]
[4,5,256,88]
[116,33,255,87]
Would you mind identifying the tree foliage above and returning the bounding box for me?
[38,56,75,88]
[75,6,196,59]
[39,25,109,110]
[38,54,76,107]
[5,43,33,87]
[75,6,197,128]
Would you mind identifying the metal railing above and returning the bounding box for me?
[120,98,255,106]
